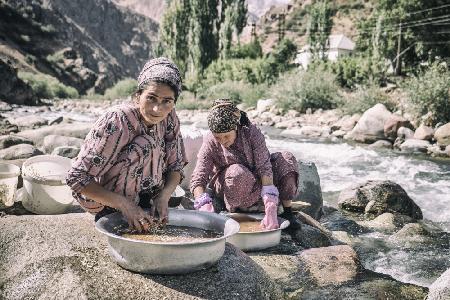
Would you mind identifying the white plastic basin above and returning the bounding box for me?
[21,155,74,214]
[0,163,21,209]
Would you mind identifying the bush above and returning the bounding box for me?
[229,40,263,59]
[272,69,341,113]
[340,84,396,114]
[197,80,268,108]
[104,78,137,99]
[404,62,450,126]
[18,71,79,99]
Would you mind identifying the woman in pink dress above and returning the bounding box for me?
[67,58,187,232]
[190,99,301,229]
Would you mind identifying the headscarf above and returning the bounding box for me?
[137,57,182,99]
[207,99,250,133]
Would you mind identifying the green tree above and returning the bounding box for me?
[357,0,450,75]
[307,0,333,61]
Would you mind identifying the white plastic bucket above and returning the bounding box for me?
[21,155,74,214]
[0,163,21,209]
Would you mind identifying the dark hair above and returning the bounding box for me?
[132,80,178,104]
[239,111,250,127]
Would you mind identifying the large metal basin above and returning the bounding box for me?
[96,209,239,274]
[225,213,289,252]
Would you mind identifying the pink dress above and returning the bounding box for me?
[190,123,298,212]
[67,102,187,213]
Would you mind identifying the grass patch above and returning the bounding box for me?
[18,71,79,99]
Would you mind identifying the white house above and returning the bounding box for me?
[294,34,355,69]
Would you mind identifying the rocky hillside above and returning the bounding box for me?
[0,0,158,95]
[112,0,166,22]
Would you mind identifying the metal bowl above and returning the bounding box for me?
[95,209,239,274]
[224,213,289,252]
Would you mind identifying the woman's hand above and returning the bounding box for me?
[151,190,171,225]
[118,199,155,232]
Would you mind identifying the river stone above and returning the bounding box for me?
[332,114,360,132]
[0,213,283,300]
[0,144,43,160]
[52,146,81,158]
[43,135,84,153]
[368,140,392,149]
[179,128,204,190]
[281,126,324,138]
[427,144,449,158]
[0,135,33,150]
[428,268,450,300]
[357,213,415,233]
[397,126,415,139]
[320,207,366,235]
[7,116,48,129]
[295,161,323,220]
[414,124,434,141]
[446,145,450,157]
[399,139,431,153]
[387,223,450,249]
[15,123,93,147]
[384,115,413,140]
[292,224,332,249]
[0,100,12,112]
[0,122,19,135]
[434,123,450,146]
[346,104,392,143]
[49,116,64,125]
[298,245,363,286]
[256,99,275,113]
[338,180,423,219]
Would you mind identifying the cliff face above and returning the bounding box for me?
[0,0,158,94]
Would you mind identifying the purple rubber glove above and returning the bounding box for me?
[260,185,279,230]
[194,193,214,212]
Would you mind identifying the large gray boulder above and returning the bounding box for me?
[52,146,81,158]
[0,135,33,150]
[384,115,413,140]
[15,123,93,147]
[414,124,434,141]
[400,139,431,153]
[0,144,43,160]
[295,161,323,220]
[434,123,450,146]
[346,104,393,143]
[7,116,48,129]
[428,268,450,300]
[338,180,423,219]
[0,213,283,300]
[43,135,84,153]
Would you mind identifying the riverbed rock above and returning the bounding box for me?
[397,126,415,140]
[0,144,43,160]
[332,114,360,132]
[346,104,393,143]
[15,123,93,147]
[0,213,283,300]
[291,224,332,248]
[368,140,393,149]
[43,135,84,154]
[0,135,33,150]
[388,223,450,249]
[7,116,48,129]
[295,161,323,220]
[414,124,434,141]
[357,213,415,233]
[338,180,423,219]
[256,99,275,113]
[434,123,450,146]
[399,139,431,153]
[320,207,366,235]
[281,126,325,138]
[179,128,204,190]
[384,115,413,140]
[52,146,81,158]
[428,268,450,300]
[49,116,64,126]
[427,144,449,158]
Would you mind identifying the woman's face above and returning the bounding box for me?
[137,82,175,125]
[212,130,237,148]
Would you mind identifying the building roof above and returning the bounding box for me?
[328,34,355,51]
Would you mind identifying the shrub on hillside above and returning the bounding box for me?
[197,80,268,108]
[404,62,450,126]
[340,84,396,114]
[272,69,341,113]
[18,71,79,99]
[104,78,137,99]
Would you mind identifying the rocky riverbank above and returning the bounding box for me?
[0,98,449,299]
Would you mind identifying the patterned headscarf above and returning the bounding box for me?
[207,99,242,133]
[137,57,182,99]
